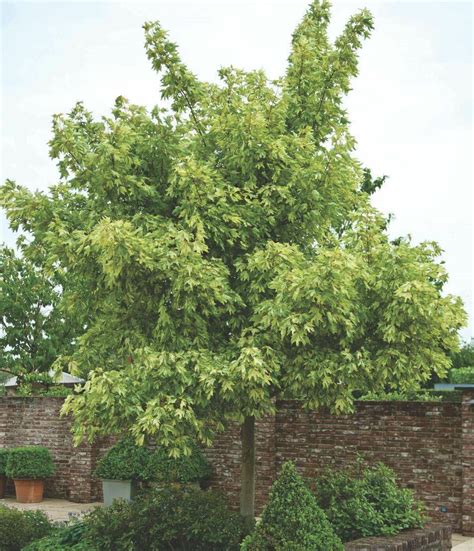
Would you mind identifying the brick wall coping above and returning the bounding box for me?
[344,524,452,550]
[278,398,461,407]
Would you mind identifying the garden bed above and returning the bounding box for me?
[345,524,452,550]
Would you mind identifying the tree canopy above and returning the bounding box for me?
[0,0,465,451]
[0,245,78,385]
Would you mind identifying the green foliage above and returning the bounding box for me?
[359,390,444,402]
[95,438,149,480]
[5,446,55,479]
[449,341,474,370]
[0,504,53,551]
[22,521,89,551]
[15,384,74,397]
[313,462,425,542]
[95,438,210,482]
[0,246,79,385]
[449,366,474,384]
[0,448,9,475]
[144,441,211,483]
[242,462,343,551]
[81,487,245,550]
[0,0,466,450]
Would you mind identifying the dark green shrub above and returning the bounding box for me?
[449,366,474,384]
[313,462,425,542]
[359,390,442,402]
[0,448,9,475]
[22,535,91,551]
[242,461,343,551]
[143,442,212,483]
[22,521,91,550]
[56,520,88,546]
[16,384,74,397]
[82,487,244,550]
[81,500,135,550]
[0,504,53,550]
[95,437,149,480]
[5,446,55,479]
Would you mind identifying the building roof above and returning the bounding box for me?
[4,370,84,387]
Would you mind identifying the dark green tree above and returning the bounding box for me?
[0,246,78,385]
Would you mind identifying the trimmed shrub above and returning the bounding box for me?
[449,366,474,384]
[5,446,55,479]
[241,461,343,551]
[143,442,211,484]
[0,504,53,550]
[0,448,9,475]
[82,486,244,550]
[96,438,211,484]
[313,462,425,542]
[359,390,443,402]
[16,384,74,397]
[95,437,148,480]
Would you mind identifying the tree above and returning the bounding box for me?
[450,340,474,370]
[0,246,77,385]
[0,0,465,524]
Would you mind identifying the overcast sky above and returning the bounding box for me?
[1,0,473,340]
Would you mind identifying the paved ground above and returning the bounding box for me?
[453,533,474,550]
[0,497,100,522]
[1,498,473,548]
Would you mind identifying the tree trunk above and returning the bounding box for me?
[240,415,256,529]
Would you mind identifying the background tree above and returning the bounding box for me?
[0,246,78,386]
[0,0,465,524]
[449,340,474,370]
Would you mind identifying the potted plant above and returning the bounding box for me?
[0,449,9,498]
[95,437,148,507]
[5,446,55,503]
[143,441,211,488]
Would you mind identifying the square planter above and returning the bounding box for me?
[102,479,138,507]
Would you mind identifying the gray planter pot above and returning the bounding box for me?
[101,479,138,507]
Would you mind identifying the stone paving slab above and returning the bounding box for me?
[0,497,101,522]
[453,534,474,550]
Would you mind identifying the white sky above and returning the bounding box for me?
[1,0,473,339]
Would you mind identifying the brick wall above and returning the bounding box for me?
[345,524,452,550]
[461,391,474,534]
[202,397,473,535]
[1,393,473,535]
[0,397,103,502]
[0,397,73,499]
[274,400,463,531]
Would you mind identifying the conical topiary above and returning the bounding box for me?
[241,461,343,551]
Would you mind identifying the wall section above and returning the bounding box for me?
[1,394,473,535]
